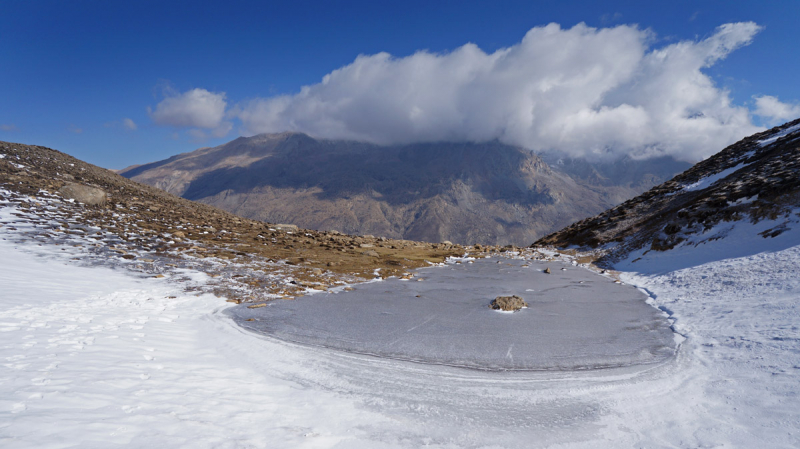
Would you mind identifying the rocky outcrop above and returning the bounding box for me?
[489,295,528,312]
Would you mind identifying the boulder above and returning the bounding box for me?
[58,182,107,206]
[489,295,528,312]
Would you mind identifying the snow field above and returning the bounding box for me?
[0,239,391,448]
[2,195,799,447]
[618,247,800,448]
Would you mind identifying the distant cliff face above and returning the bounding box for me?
[121,133,688,246]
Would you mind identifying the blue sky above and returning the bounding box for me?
[1,0,799,168]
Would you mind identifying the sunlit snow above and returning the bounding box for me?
[1,201,799,447]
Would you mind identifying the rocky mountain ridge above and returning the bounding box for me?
[121,133,689,246]
[537,118,800,268]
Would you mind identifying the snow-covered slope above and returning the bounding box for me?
[537,118,800,272]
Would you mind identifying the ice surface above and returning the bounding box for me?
[231,258,676,371]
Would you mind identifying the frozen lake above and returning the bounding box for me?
[231,257,676,371]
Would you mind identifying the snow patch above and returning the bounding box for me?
[682,160,749,192]
[757,122,800,146]
[618,215,800,274]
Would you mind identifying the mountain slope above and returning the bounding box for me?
[537,118,800,270]
[0,140,467,295]
[121,133,688,246]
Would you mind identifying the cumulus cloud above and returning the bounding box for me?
[149,88,231,139]
[753,95,800,124]
[234,22,767,162]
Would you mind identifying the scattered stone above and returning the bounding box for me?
[544,267,551,274]
[489,295,528,312]
[363,249,380,257]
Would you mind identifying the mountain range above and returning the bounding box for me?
[120,133,689,246]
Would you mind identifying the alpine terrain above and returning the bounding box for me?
[2,122,800,447]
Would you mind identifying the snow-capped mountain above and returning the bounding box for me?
[537,118,800,271]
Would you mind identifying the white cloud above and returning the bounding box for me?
[149,88,230,135]
[122,118,137,131]
[234,22,767,162]
[0,124,18,132]
[753,95,800,124]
